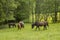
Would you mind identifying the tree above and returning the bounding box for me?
[54,0,60,22]
[14,1,30,22]
[35,0,41,21]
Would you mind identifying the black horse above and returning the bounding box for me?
[8,23,16,28]
[8,20,16,28]
[32,21,49,30]
[18,21,24,30]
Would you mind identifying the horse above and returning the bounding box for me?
[8,23,16,28]
[18,21,24,30]
[7,20,16,28]
[32,21,49,30]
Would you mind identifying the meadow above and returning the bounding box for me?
[0,23,60,40]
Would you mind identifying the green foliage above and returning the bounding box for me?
[0,2,6,22]
[0,0,60,23]
[14,1,30,21]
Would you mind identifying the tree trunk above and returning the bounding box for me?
[54,1,58,23]
[35,0,40,22]
[54,11,57,23]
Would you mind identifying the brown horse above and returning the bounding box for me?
[32,21,49,30]
[18,21,24,30]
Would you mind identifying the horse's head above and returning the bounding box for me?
[32,23,35,29]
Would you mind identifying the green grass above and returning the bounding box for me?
[0,23,60,40]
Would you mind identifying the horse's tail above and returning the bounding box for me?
[18,24,21,30]
[21,23,24,28]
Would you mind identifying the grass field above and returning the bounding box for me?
[0,23,60,40]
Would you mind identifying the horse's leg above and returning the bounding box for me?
[35,26,37,31]
[12,24,14,28]
[13,24,16,28]
[9,24,11,28]
[37,26,40,30]
[18,25,21,30]
[44,25,47,30]
[47,23,49,28]
[11,25,13,28]
[14,24,16,27]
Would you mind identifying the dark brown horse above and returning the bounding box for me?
[18,21,24,30]
[8,23,16,28]
[8,20,16,28]
[32,21,49,30]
